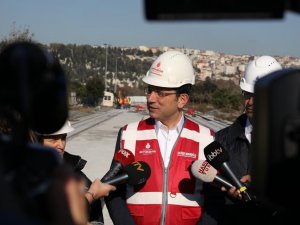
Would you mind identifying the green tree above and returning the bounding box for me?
[202,77,217,93]
[84,76,105,106]
[69,80,86,103]
[212,87,243,110]
[228,93,243,111]
[212,89,230,108]
[191,77,217,104]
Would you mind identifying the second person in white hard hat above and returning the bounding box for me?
[36,120,116,225]
[105,50,214,225]
[201,56,282,225]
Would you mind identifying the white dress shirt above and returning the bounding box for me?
[155,114,185,168]
[245,117,252,143]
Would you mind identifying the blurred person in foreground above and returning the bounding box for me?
[36,120,116,224]
[0,41,89,225]
[105,50,214,225]
[201,56,282,225]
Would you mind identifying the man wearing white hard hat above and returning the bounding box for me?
[201,56,282,225]
[37,120,116,224]
[105,50,214,225]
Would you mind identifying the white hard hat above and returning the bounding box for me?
[43,120,74,135]
[142,50,195,88]
[240,55,282,93]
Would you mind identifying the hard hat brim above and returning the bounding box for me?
[240,82,254,93]
[142,75,182,88]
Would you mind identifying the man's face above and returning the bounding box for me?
[243,91,255,122]
[42,134,67,157]
[145,85,187,127]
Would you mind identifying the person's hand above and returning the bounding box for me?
[85,178,116,203]
[221,174,251,201]
[240,174,251,183]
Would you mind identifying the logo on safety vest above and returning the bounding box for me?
[146,143,151,149]
[139,142,156,155]
[177,151,196,159]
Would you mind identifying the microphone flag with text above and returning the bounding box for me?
[204,141,252,202]
[191,159,233,189]
[101,149,135,182]
[103,161,151,186]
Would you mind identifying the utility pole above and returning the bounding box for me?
[104,43,108,91]
[114,57,118,93]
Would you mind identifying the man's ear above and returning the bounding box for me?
[177,94,189,109]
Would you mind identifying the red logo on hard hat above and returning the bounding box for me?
[150,61,163,76]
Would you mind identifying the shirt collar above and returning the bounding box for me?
[155,113,185,135]
[245,117,253,134]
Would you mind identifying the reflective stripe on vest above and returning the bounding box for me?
[121,117,214,225]
[126,192,201,206]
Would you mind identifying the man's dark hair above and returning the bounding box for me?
[176,84,192,96]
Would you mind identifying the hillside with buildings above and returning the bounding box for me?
[50,43,300,91]
[47,43,300,121]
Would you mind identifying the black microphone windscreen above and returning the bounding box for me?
[204,141,229,169]
[101,160,122,182]
[124,161,151,185]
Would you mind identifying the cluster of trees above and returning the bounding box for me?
[191,78,243,113]
[49,43,156,81]
[69,78,104,107]
[47,43,160,106]
[0,25,243,116]
[46,44,243,112]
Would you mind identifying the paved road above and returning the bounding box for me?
[66,109,146,225]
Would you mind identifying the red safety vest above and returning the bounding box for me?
[121,117,214,225]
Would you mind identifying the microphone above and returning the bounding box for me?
[104,161,151,186]
[101,149,135,182]
[193,158,279,217]
[191,160,233,189]
[204,141,252,202]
